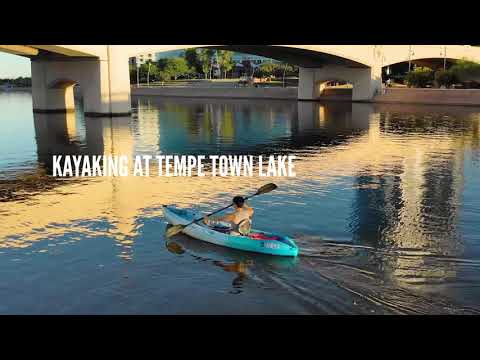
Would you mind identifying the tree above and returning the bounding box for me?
[405,67,434,88]
[138,61,159,83]
[217,50,234,78]
[129,63,137,84]
[198,49,215,79]
[0,77,32,87]
[157,71,171,82]
[258,62,278,78]
[450,59,480,82]
[434,69,458,88]
[184,48,202,74]
[241,60,253,77]
[257,62,298,79]
[163,57,190,80]
[148,62,160,83]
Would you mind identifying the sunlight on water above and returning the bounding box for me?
[0,92,480,314]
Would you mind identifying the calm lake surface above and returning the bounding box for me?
[1,91,480,314]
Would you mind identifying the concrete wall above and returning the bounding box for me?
[131,86,298,100]
[374,88,480,106]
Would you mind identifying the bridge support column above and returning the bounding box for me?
[298,65,382,102]
[31,52,131,117]
[31,61,76,113]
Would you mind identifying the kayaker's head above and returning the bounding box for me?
[232,196,245,208]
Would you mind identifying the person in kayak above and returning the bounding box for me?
[203,196,254,236]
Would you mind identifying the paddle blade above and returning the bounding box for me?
[165,224,185,238]
[256,183,277,195]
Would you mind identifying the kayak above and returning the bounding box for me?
[163,205,298,257]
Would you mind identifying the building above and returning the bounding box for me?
[129,49,278,67]
[128,52,162,67]
[231,52,278,65]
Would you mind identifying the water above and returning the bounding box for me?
[1,92,480,314]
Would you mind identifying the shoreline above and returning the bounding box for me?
[0,87,31,92]
[4,86,480,107]
[132,86,298,100]
[373,87,480,107]
[131,86,480,106]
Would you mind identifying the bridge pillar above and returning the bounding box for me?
[31,52,131,117]
[298,65,382,102]
[31,61,76,113]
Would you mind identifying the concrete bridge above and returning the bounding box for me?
[1,45,480,116]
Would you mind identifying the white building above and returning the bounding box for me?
[129,49,278,67]
[231,52,278,65]
[128,52,162,66]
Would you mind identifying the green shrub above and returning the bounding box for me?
[162,57,191,80]
[405,67,434,88]
[450,59,480,82]
[434,69,458,88]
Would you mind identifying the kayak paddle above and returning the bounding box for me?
[165,183,277,238]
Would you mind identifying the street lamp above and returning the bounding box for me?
[408,45,415,72]
[443,45,447,70]
[136,58,140,88]
[147,62,151,86]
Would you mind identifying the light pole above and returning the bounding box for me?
[136,59,140,88]
[408,45,413,72]
[147,62,151,87]
[443,45,447,71]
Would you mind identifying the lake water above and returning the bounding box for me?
[1,91,480,314]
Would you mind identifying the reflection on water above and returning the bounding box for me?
[0,92,480,314]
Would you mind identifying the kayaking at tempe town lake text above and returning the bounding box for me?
[49,155,297,177]
[1,45,480,314]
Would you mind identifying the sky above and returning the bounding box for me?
[0,53,31,78]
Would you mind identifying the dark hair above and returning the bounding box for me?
[233,196,245,208]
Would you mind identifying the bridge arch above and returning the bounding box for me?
[384,57,462,71]
[48,78,78,89]
[125,45,373,68]
[313,78,353,101]
[381,55,477,86]
[39,78,81,114]
[129,45,382,102]
[381,45,480,68]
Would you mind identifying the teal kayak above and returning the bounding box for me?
[163,205,298,257]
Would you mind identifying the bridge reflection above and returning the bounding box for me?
[349,104,479,284]
[131,97,371,156]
